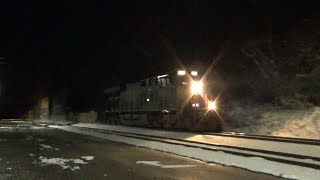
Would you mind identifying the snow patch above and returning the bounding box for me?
[39,144,52,149]
[30,126,46,129]
[0,127,12,129]
[39,144,60,151]
[72,166,80,171]
[81,156,94,161]
[73,159,88,164]
[39,156,88,170]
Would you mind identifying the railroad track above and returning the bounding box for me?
[93,123,320,145]
[204,132,320,146]
[73,126,320,170]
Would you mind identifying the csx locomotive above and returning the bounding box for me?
[103,69,222,131]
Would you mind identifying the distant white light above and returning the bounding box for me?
[208,101,216,110]
[191,71,198,76]
[162,110,170,113]
[192,103,200,107]
[147,98,150,102]
[177,70,186,76]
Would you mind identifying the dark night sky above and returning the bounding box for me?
[2,0,318,109]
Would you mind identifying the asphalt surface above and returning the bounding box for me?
[0,120,285,180]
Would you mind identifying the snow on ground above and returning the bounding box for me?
[39,144,60,151]
[30,126,46,129]
[0,127,12,129]
[33,119,73,126]
[51,125,320,180]
[136,161,197,168]
[226,106,320,139]
[81,156,94,161]
[39,144,52,149]
[38,156,93,171]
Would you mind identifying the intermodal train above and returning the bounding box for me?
[103,69,222,132]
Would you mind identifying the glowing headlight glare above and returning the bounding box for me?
[191,71,198,76]
[208,101,216,110]
[177,70,186,75]
[191,81,203,95]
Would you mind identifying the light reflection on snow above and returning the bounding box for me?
[136,161,197,168]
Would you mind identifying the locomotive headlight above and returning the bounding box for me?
[191,71,198,76]
[177,70,186,75]
[191,81,203,95]
[208,101,217,110]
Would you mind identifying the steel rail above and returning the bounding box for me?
[101,124,320,146]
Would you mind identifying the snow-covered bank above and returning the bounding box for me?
[225,105,320,139]
[51,125,320,180]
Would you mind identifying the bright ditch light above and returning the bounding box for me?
[208,101,216,110]
[191,81,203,95]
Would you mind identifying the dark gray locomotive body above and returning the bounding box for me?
[103,70,222,131]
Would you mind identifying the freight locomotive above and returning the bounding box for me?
[103,69,222,131]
